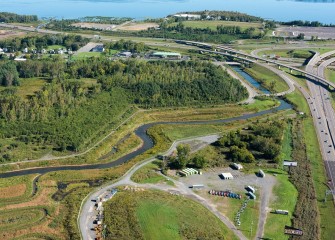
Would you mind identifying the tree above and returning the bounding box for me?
[175,144,190,169]
[193,155,206,168]
[0,61,19,87]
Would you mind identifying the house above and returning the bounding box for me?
[0,48,3,53]
[90,45,105,53]
[220,172,234,180]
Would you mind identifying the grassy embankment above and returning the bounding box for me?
[243,64,289,93]
[258,49,313,59]
[325,68,335,84]
[104,190,239,240]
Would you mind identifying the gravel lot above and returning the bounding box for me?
[274,26,335,40]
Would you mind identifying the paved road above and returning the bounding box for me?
[79,135,248,240]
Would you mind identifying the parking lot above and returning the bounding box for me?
[178,167,270,194]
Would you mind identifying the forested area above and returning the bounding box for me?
[215,120,284,164]
[0,12,38,23]
[0,58,246,161]
[0,34,89,52]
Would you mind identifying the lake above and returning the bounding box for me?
[0,0,334,24]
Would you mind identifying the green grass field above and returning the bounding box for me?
[137,200,180,240]
[47,45,64,50]
[258,49,312,59]
[131,161,173,185]
[169,20,262,32]
[325,68,335,84]
[72,52,102,59]
[263,170,298,240]
[244,64,289,93]
[285,90,310,113]
[104,190,239,240]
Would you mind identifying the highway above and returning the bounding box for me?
[307,52,335,192]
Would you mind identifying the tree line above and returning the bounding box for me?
[0,34,89,52]
[0,12,38,23]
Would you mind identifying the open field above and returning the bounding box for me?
[285,90,310,113]
[72,22,117,31]
[118,22,159,31]
[169,20,262,31]
[0,174,38,207]
[263,170,297,240]
[243,64,289,93]
[0,29,26,39]
[258,49,313,59]
[104,190,238,240]
[131,161,170,184]
[325,68,335,84]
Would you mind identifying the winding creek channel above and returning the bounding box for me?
[0,68,292,179]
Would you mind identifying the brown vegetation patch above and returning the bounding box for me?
[0,184,26,199]
[0,30,25,40]
[0,187,53,210]
[71,22,116,30]
[118,22,159,31]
